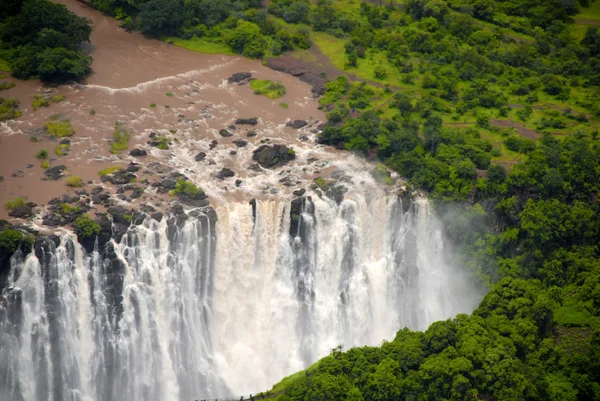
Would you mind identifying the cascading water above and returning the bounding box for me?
[0,190,479,401]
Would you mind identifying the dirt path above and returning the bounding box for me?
[490,119,541,139]
[574,17,600,25]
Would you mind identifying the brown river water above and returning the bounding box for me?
[0,0,388,220]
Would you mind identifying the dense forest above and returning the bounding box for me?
[1,0,600,400]
[0,0,92,81]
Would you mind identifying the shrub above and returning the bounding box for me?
[36,148,48,160]
[66,176,84,187]
[0,81,15,90]
[0,229,25,253]
[166,92,174,97]
[280,102,288,109]
[149,103,157,108]
[250,80,286,99]
[45,120,75,137]
[374,66,388,80]
[98,166,123,176]
[55,143,70,156]
[110,122,130,153]
[32,94,50,110]
[73,215,101,239]
[170,179,201,198]
[41,161,50,169]
[51,95,65,103]
[0,97,21,121]
[4,197,26,210]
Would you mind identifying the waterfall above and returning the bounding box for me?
[0,192,479,400]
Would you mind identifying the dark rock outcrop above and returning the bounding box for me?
[44,165,67,180]
[233,139,248,148]
[252,145,296,169]
[216,168,235,179]
[235,118,258,126]
[227,72,252,83]
[286,120,307,129]
[8,205,35,219]
[101,169,136,185]
[246,130,257,137]
[194,152,206,162]
[130,149,147,157]
[293,188,306,197]
[219,129,233,137]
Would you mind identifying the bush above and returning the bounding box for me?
[36,148,48,160]
[0,81,15,90]
[45,120,75,137]
[171,179,201,198]
[0,97,21,121]
[66,176,84,187]
[41,161,50,169]
[4,197,26,211]
[250,80,286,99]
[374,66,388,80]
[32,94,50,110]
[0,229,25,253]
[110,122,130,153]
[51,95,65,103]
[55,143,70,156]
[98,166,123,176]
[73,215,101,239]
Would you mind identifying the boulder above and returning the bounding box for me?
[101,169,136,185]
[216,168,235,179]
[227,72,252,83]
[293,188,306,197]
[12,170,24,178]
[252,145,296,169]
[194,152,206,162]
[44,165,67,180]
[8,205,34,219]
[219,129,233,137]
[235,118,258,126]
[209,140,218,149]
[233,139,248,148]
[130,149,147,157]
[246,130,257,137]
[286,120,307,129]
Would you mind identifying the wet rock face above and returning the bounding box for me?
[8,205,35,219]
[44,165,67,180]
[129,149,147,157]
[216,168,235,180]
[227,72,252,83]
[194,152,206,161]
[101,169,136,185]
[252,145,296,169]
[286,120,307,129]
[235,118,258,126]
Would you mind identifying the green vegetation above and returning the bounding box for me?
[0,59,11,72]
[0,0,92,81]
[4,197,26,211]
[165,37,235,55]
[73,215,101,239]
[110,122,130,154]
[250,79,287,99]
[98,166,123,176]
[0,97,20,121]
[165,92,174,97]
[66,176,84,187]
[170,179,201,198]
[0,81,15,90]
[51,95,65,103]
[55,143,70,156]
[280,102,289,108]
[0,229,25,253]
[149,103,157,108]
[40,161,50,169]
[44,120,75,138]
[32,95,50,110]
[35,149,48,160]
